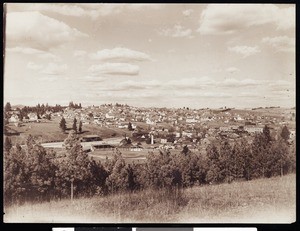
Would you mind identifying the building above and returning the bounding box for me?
[244,126,263,134]
[9,114,19,123]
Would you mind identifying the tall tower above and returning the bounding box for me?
[151,134,154,145]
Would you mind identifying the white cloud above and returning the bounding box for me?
[6,11,88,49]
[73,50,87,57]
[167,76,216,89]
[90,47,152,62]
[226,67,240,73]
[80,76,107,82]
[88,63,140,76]
[183,9,194,16]
[100,80,161,91]
[14,4,164,19]
[6,46,59,60]
[27,62,43,70]
[228,45,261,58]
[221,78,262,87]
[159,25,193,38]
[262,36,295,53]
[41,63,68,75]
[198,4,295,35]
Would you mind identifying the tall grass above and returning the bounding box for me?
[4,174,295,223]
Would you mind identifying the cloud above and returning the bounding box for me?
[183,9,194,16]
[88,63,140,76]
[79,76,107,82]
[14,3,164,19]
[41,63,68,75]
[228,45,261,58]
[6,11,88,49]
[262,36,295,53]
[74,50,87,57]
[198,4,295,35]
[27,62,43,70]
[90,47,152,62]
[221,78,262,87]
[159,25,193,38]
[167,76,216,89]
[100,80,161,91]
[226,67,240,73]
[6,46,59,60]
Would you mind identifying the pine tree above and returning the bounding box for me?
[5,102,11,112]
[72,118,77,133]
[4,137,12,153]
[59,117,67,133]
[128,122,133,131]
[78,121,83,133]
[280,125,290,142]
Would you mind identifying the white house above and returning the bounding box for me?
[9,114,19,123]
[28,113,38,122]
[244,126,263,134]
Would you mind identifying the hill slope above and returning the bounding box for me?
[4,174,295,223]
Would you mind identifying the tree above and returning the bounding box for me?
[72,118,77,133]
[263,125,272,142]
[128,122,133,131]
[280,126,290,142]
[69,101,74,108]
[181,145,190,155]
[59,117,67,133]
[58,131,93,199]
[5,102,12,112]
[78,121,83,133]
[4,137,12,153]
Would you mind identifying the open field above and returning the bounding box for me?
[4,174,295,223]
[5,117,132,145]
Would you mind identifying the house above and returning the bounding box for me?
[289,130,296,139]
[28,113,38,122]
[9,114,19,123]
[146,118,155,125]
[130,145,143,152]
[219,126,231,132]
[186,117,198,123]
[244,126,263,134]
[160,138,167,144]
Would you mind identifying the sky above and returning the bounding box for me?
[4,3,295,109]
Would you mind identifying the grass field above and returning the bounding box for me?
[5,117,132,145]
[4,174,295,223]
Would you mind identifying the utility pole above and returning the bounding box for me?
[71,178,74,201]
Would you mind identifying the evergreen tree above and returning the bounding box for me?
[205,144,222,183]
[263,125,272,142]
[5,102,12,112]
[128,122,133,131]
[59,117,67,133]
[78,121,83,133]
[57,131,93,198]
[72,118,77,133]
[280,125,290,142]
[181,145,190,155]
[4,137,12,153]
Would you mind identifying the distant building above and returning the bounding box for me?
[28,113,38,122]
[81,135,102,142]
[244,126,263,134]
[160,138,167,144]
[9,114,19,123]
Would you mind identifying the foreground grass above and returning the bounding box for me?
[4,174,295,223]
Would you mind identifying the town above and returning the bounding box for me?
[4,102,296,160]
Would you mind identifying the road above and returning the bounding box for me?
[40,137,123,149]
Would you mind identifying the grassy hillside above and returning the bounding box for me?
[5,117,132,145]
[4,174,295,223]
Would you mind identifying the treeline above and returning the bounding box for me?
[4,102,65,122]
[4,126,295,206]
